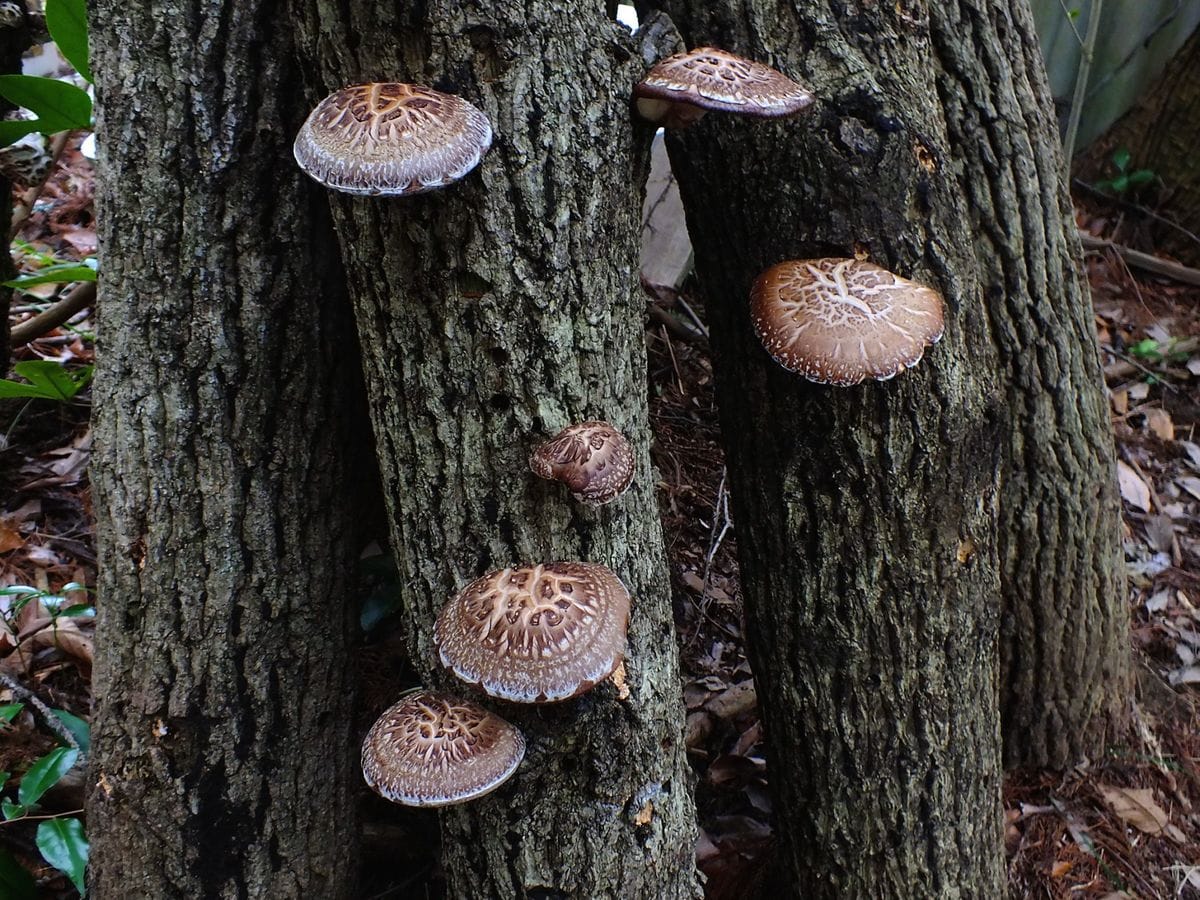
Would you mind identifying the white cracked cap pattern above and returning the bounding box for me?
[529,421,635,505]
[293,82,492,196]
[434,562,632,703]
[361,688,524,807]
[750,258,946,385]
[634,47,814,124]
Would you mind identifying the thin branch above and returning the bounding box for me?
[9,280,96,346]
[1056,0,1085,45]
[1073,178,1200,250]
[645,300,706,344]
[1061,0,1104,167]
[1078,233,1200,287]
[0,671,79,751]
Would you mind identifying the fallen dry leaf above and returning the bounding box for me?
[1144,515,1176,554]
[1178,476,1200,503]
[1097,784,1170,835]
[1181,441,1200,472]
[0,522,23,553]
[1145,407,1174,440]
[1117,461,1152,512]
[1168,666,1200,687]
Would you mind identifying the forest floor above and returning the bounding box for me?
[1,137,1199,898]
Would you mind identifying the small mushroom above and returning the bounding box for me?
[750,257,945,385]
[634,47,814,129]
[434,562,632,703]
[293,82,492,196]
[529,421,635,505]
[361,688,525,807]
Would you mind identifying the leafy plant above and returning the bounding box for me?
[4,260,96,291]
[0,0,92,147]
[0,704,89,895]
[0,360,93,401]
[0,583,93,640]
[1094,148,1156,195]
[1128,337,1190,366]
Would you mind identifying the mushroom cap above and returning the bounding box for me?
[634,47,814,121]
[750,258,946,385]
[529,421,635,505]
[361,688,525,807]
[434,562,632,703]
[293,82,492,196]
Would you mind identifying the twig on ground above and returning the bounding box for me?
[0,671,80,751]
[661,323,685,394]
[676,295,709,339]
[688,469,734,647]
[646,300,706,344]
[1080,233,1200,287]
[1073,179,1200,250]
[9,280,95,346]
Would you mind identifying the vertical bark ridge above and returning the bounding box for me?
[656,2,1006,894]
[929,0,1128,768]
[292,3,700,896]
[88,2,368,896]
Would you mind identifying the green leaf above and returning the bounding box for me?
[0,585,40,596]
[0,848,36,900]
[47,713,88,757]
[0,76,92,134]
[45,0,90,83]
[18,747,78,807]
[0,118,40,146]
[4,262,97,289]
[56,603,95,617]
[49,709,89,755]
[0,772,9,792]
[37,817,88,895]
[1129,338,1162,360]
[1111,148,1131,172]
[1127,169,1155,187]
[0,703,23,724]
[2,799,27,820]
[0,360,93,401]
[1110,174,1129,193]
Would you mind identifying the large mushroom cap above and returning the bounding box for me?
[293,82,492,196]
[634,47,814,128]
[750,258,945,385]
[361,689,525,807]
[529,421,635,505]
[434,562,632,703]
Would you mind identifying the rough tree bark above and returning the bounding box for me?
[87,2,369,896]
[1078,25,1200,267]
[292,4,701,898]
[655,3,1006,895]
[929,0,1128,769]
